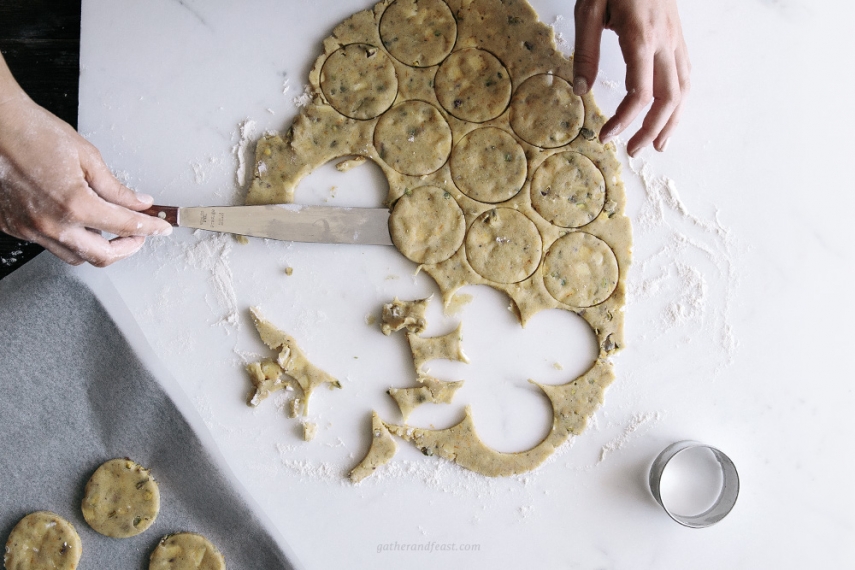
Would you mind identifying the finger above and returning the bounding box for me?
[57,227,145,267]
[654,42,691,151]
[71,191,172,237]
[80,144,154,211]
[600,35,654,144]
[627,50,681,156]
[25,233,86,266]
[573,0,607,95]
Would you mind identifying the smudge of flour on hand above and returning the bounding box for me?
[232,119,258,189]
[597,411,662,463]
[183,231,240,331]
[626,153,742,372]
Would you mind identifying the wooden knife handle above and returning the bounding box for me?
[142,205,179,226]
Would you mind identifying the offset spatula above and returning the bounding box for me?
[143,204,393,246]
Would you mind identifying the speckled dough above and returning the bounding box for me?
[450,127,527,203]
[4,511,82,570]
[435,48,512,122]
[81,458,160,538]
[247,0,632,480]
[349,412,397,483]
[320,43,398,120]
[388,374,464,420]
[407,323,469,371]
[148,533,225,570]
[381,296,430,335]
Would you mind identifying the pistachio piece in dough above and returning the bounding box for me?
[148,533,225,570]
[465,208,542,284]
[388,374,464,420]
[543,232,619,308]
[249,307,341,415]
[320,43,397,120]
[81,458,160,538]
[407,323,469,371]
[374,101,452,176]
[4,511,82,570]
[510,74,584,148]
[435,49,512,123]
[245,359,287,407]
[379,0,457,67]
[380,296,430,335]
[349,412,397,483]
[389,186,465,264]
[450,127,527,204]
[531,151,606,228]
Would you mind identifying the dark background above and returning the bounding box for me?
[0,0,81,279]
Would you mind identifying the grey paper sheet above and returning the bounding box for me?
[0,254,297,569]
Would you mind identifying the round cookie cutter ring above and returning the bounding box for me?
[648,440,739,528]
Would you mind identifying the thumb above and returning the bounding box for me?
[573,0,607,95]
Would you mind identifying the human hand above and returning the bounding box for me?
[572,0,690,156]
[0,95,172,267]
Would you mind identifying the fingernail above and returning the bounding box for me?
[158,225,173,236]
[658,137,670,152]
[573,77,588,96]
[137,193,154,204]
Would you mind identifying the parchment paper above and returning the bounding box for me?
[0,253,298,569]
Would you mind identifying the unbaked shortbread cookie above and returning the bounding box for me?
[247,0,631,480]
[81,458,160,538]
[149,533,225,570]
[4,511,82,570]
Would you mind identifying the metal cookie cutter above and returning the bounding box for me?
[648,440,739,528]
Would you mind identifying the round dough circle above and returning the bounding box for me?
[320,44,398,120]
[531,151,606,227]
[434,49,512,122]
[465,208,542,283]
[149,533,225,570]
[374,100,452,176]
[509,74,584,148]
[390,185,465,264]
[450,127,526,203]
[379,0,457,67]
[543,232,619,307]
[4,511,82,570]
[81,457,160,538]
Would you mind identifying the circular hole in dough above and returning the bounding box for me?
[509,74,584,148]
[543,231,619,307]
[320,43,398,120]
[434,48,512,123]
[531,151,606,228]
[374,100,452,176]
[81,457,160,538]
[149,533,226,570]
[379,0,457,68]
[4,511,82,570]
[465,208,543,284]
[450,127,527,203]
[389,185,465,264]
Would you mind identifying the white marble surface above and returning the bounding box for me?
[79,0,855,568]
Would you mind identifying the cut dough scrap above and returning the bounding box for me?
[320,43,397,120]
[379,0,457,67]
[301,422,318,442]
[543,232,619,308]
[407,323,469,371]
[81,458,160,538]
[245,359,287,406]
[435,48,512,123]
[531,151,606,228]
[450,127,527,203]
[381,296,430,335]
[385,359,614,476]
[4,511,82,570]
[510,74,585,148]
[388,374,464,420]
[335,156,367,172]
[249,307,341,415]
[464,208,542,284]
[148,533,225,570]
[374,101,452,176]
[389,185,465,264]
[349,412,398,483]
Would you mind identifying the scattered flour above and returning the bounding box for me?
[232,119,258,188]
[183,231,240,330]
[597,411,663,463]
[292,84,313,108]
